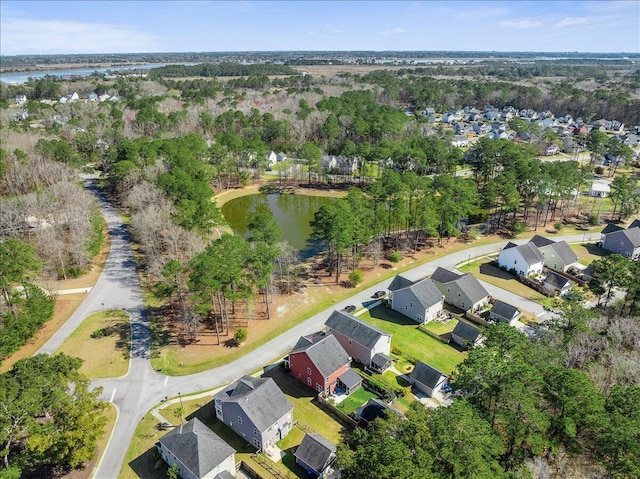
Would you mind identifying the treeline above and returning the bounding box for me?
[339,308,640,478]
[148,62,298,79]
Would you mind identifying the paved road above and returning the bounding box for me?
[40,179,599,477]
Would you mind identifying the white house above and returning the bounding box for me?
[589,181,611,198]
[15,94,27,105]
[388,277,445,324]
[498,242,545,277]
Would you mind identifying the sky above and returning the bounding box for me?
[1,1,639,55]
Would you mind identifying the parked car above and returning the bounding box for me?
[372,291,386,299]
[343,305,356,313]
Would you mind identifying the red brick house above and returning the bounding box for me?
[286,333,355,395]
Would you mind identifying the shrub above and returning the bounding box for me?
[234,328,248,344]
[588,213,599,226]
[594,166,605,175]
[553,221,564,232]
[349,269,364,287]
[509,220,527,235]
[388,251,402,263]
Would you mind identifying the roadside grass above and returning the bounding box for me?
[335,387,377,415]
[359,306,466,375]
[55,310,130,379]
[462,259,547,302]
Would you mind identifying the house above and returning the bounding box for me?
[265,150,278,167]
[156,418,236,479]
[545,144,560,156]
[543,271,573,296]
[409,361,448,397]
[15,94,27,105]
[497,242,545,277]
[589,181,611,198]
[489,300,521,325]
[451,136,469,148]
[213,376,293,452]
[430,267,490,312]
[370,352,393,373]
[98,93,112,102]
[529,235,578,272]
[353,398,399,426]
[294,433,336,479]
[570,124,588,136]
[450,321,483,349]
[325,310,391,366]
[600,223,624,242]
[601,224,640,260]
[286,333,351,395]
[84,92,98,102]
[388,274,414,292]
[389,277,445,324]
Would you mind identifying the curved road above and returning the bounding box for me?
[38,179,599,478]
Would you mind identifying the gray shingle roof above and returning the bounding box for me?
[158,418,234,479]
[629,219,640,229]
[529,234,555,247]
[388,274,414,292]
[290,334,349,378]
[214,376,293,432]
[621,227,640,247]
[405,279,444,309]
[490,300,520,321]
[430,267,489,305]
[371,352,393,369]
[544,271,572,290]
[452,321,482,342]
[430,267,462,284]
[410,361,448,389]
[294,433,336,474]
[338,368,362,389]
[325,310,389,349]
[215,472,235,479]
[513,242,545,266]
[548,241,578,266]
[355,398,392,423]
[601,223,624,235]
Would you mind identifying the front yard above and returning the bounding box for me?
[459,259,548,301]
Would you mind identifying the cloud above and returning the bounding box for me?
[0,17,160,54]
[500,19,543,30]
[555,17,586,28]
[380,27,406,36]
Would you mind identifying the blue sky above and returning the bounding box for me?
[1,1,638,55]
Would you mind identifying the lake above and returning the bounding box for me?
[221,193,334,260]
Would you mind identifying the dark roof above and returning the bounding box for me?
[290,334,349,378]
[355,398,391,423]
[490,300,520,321]
[404,279,444,308]
[337,368,362,389]
[325,310,389,349]
[621,227,640,247]
[388,274,414,292]
[529,234,555,247]
[430,267,462,284]
[601,223,624,235]
[294,433,336,473]
[371,352,393,369]
[410,361,448,389]
[215,472,235,479]
[452,321,482,342]
[158,418,234,479]
[629,219,640,229]
[548,241,578,266]
[512,242,545,265]
[544,271,572,290]
[430,267,488,305]
[214,376,293,432]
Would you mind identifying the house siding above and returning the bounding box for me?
[390,289,443,323]
[498,248,544,277]
[326,329,390,366]
[413,376,446,397]
[288,351,349,394]
[602,231,640,260]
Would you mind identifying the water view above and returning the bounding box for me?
[221,193,334,259]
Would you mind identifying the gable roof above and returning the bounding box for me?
[601,223,624,235]
[430,266,462,284]
[371,352,393,370]
[410,361,448,389]
[290,334,349,378]
[399,278,444,309]
[547,241,578,266]
[607,226,640,248]
[511,242,545,266]
[214,376,293,432]
[452,321,481,342]
[355,398,392,423]
[490,300,520,321]
[544,271,572,290]
[629,219,640,229]
[325,310,389,349]
[529,234,555,247]
[431,267,489,305]
[158,418,234,479]
[294,433,336,473]
[338,368,362,390]
[388,274,414,292]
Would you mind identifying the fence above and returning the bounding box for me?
[416,324,450,343]
[316,395,358,428]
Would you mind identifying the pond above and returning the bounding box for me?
[221,193,334,260]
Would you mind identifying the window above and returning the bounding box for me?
[253,438,260,449]
[238,416,242,424]
[307,377,312,386]
[307,367,312,375]
[316,383,322,392]
[253,427,259,436]
[405,305,408,310]
[410,302,413,308]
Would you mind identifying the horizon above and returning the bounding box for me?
[1,1,638,56]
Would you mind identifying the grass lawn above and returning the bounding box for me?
[462,259,547,302]
[572,242,610,266]
[359,306,466,375]
[55,310,130,379]
[422,318,458,336]
[336,387,377,415]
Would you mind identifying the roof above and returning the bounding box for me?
[544,271,572,290]
[215,472,235,479]
[629,219,640,229]
[337,368,362,389]
[214,376,293,432]
[325,310,389,349]
[590,182,611,192]
[529,234,555,247]
[490,300,520,321]
[371,352,393,369]
[510,242,545,266]
[601,223,624,235]
[548,241,578,266]
[295,433,336,472]
[355,398,391,423]
[410,361,448,389]
[430,266,462,284]
[158,418,234,479]
[608,227,640,247]
[404,279,444,309]
[290,334,349,378]
[388,274,414,292]
[430,267,489,305]
[452,321,482,342]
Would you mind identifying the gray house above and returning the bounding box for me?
[325,310,391,366]
[214,376,293,452]
[543,271,573,296]
[156,418,236,479]
[409,361,448,397]
[601,224,640,260]
[430,267,490,312]
[294,433,336,478]
[489,300,521,325]
[450,321,483,349]
[388,276,445,324]
[529,235,578,272]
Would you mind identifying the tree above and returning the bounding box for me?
[234,328,248,344]
[167,463,180,479]
[609,175,640,220]
[348,269,364,287]
[585,130,608,170]
[0,239,41,320]
[588,254,629,308]
[300,142,322,185]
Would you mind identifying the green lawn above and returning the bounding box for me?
[422,318,458,335]
[462,259,547,302]
[359,306,466,374]
[572,242,609,266]
[336,387,377,415]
